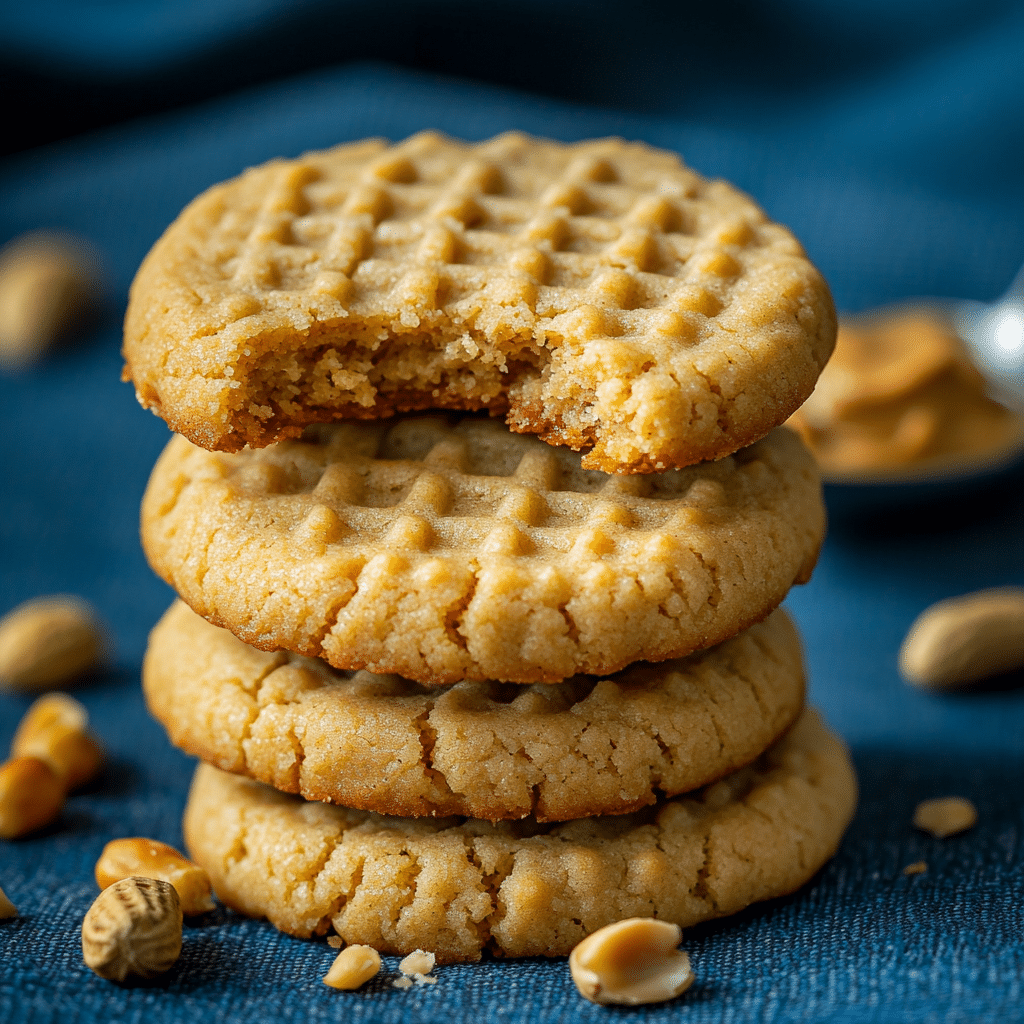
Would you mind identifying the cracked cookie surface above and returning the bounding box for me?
[140,417,825,684]
[145,600,806,821]
[123,131,836,473]
[182,708,857,962]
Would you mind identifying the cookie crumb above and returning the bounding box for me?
[392,976,413,990]
[913,797,977,838]
[399,950,435,976]
[327,935,343,949]
[902,861,927,876]
[397,948,438,986]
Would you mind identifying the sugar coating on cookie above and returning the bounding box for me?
[144,601,806,821]
[140,417,825,684]
[123,131,836,472]
[183,708,857,962]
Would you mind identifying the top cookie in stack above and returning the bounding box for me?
[123,131,835,474]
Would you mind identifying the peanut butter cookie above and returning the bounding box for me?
[182,709,857,962]
[145,600,806,821]
[140,417,825,684]
[124,131,836,472]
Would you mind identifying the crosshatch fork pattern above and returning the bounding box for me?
[226,130,754,303]
[251,417,759,555]
[124,132,836,470]
[142,417,825,685]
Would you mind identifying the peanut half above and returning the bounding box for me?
[0,756,64,839]
[0,596,105,692]
[82,877,182,982]
[323,945,381,990]
[96,838,215,916]
[899,587,1024,689]
[569,918,694,1006]
[11,692,103,790]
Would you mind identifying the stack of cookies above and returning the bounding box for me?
[124,132,857,963]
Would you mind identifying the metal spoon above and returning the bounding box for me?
[951,261,1024,410]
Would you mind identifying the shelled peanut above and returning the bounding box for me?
[569,918,694,1005]
[0,596,105,693]
[95,838,214,916]
[323,946,381,990]
[900,588,1024,689]
[0,692,104,839]
[0,231,101,369]
[0,884,18,918]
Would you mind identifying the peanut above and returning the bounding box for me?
[0,884,17,918]
[899,587,1024,689]
[82,877,182,982]
[0,596,105,692]
[913,797,977,838]
[569,918,694,1006]
[322,945,381,990]
[96,838,214,916]
[11,692,103,790]
[0,756,64,839]
[0,231,99,368]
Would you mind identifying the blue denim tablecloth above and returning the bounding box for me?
[2,13,1024,1021]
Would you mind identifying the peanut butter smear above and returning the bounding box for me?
[788,307,1024,480]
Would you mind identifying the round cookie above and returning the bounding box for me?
[123,131,836,473]
[145,600,807,822]
[183,709,858,963]
[140,417,825,684]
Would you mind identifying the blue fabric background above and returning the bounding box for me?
[2,3,1024,1019]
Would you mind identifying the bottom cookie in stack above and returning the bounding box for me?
[143,602,857,963]
[183,711,853,963]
